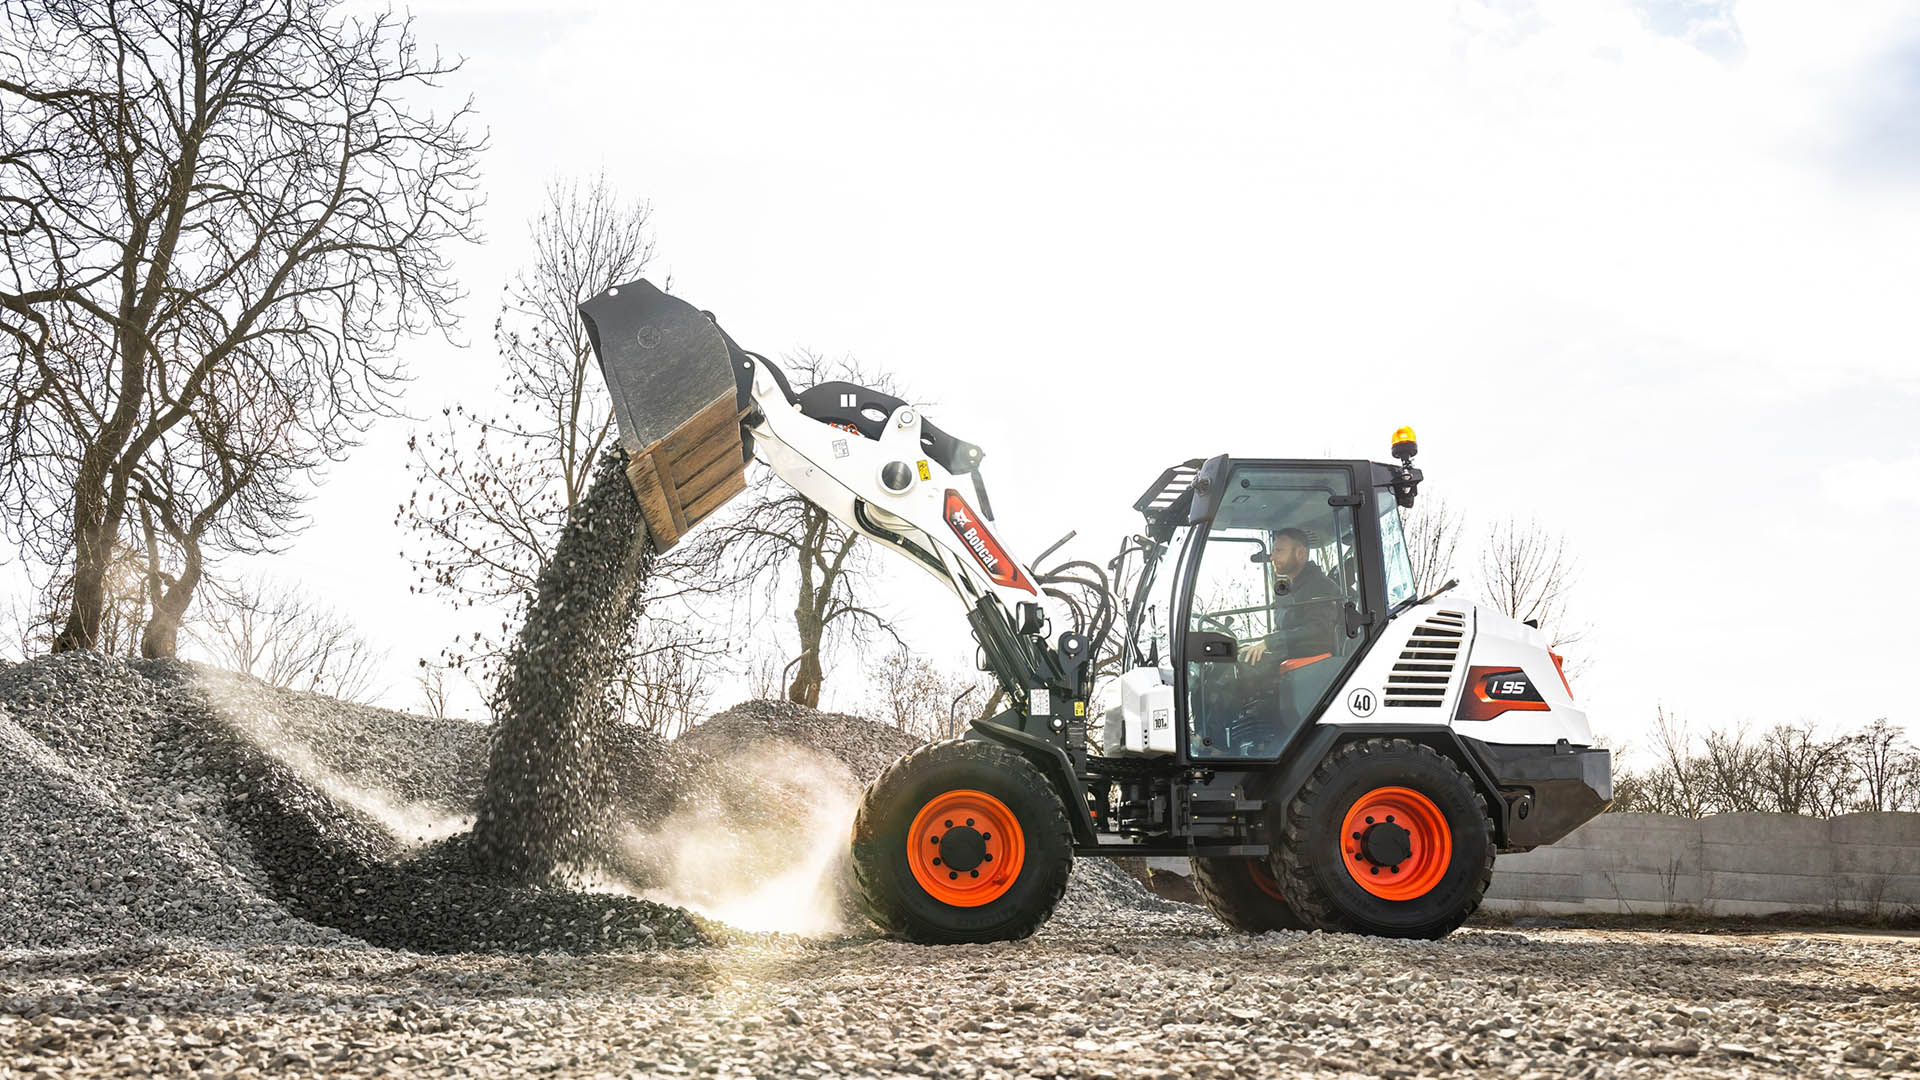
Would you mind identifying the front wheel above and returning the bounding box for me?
[851,739,1073,944]
[1274,737,1493,939]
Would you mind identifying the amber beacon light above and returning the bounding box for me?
[1391,425,1418,462]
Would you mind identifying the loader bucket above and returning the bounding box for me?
[579,279,751,552]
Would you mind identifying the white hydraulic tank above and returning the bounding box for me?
[1103,666,1178,756]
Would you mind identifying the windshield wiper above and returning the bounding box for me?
[1414,577,1459,606]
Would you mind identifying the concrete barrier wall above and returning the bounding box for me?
[1146,812,1920,917]
[1484,812,1920,916]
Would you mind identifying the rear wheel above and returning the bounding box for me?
[1190,856,1311,932]
[1274,737,1493,939]
[851,739,1073,944]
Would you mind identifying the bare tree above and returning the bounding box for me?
[417,667,452,721]
[867,644,986,740]
[1695,725,1765,813]
[399,177,654,613]
[0,0,482,657]
[1403,497,1463,599]
[743,646,788,701]
[1625,707,1712,817]
[619,628,715,738]
[1478,516,1584,657]
[1850,717,1920,813]
[1755,722,1853,817]
[130,366,306,657]
[12,542,154,657]
[1617,712,1920,817]
[696,353,905,708]
[186,576,384,701]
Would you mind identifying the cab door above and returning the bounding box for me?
[1180,464,1368,760]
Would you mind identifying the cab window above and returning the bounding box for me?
[1377,488,1416,610]
[1185,466,1361,759]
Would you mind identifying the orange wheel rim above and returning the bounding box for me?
[1340,786,1452,901]
[1248,859,1287,903]
[907,789,1025,907]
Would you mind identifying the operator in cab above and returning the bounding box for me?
[1238,527,1341,665]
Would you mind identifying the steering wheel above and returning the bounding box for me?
[1193,611,1239,636]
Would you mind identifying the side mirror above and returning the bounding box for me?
[1184,630,1237,663]
[1016,601,1048,637]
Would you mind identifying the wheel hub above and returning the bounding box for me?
[936,826,988,872]
[1359,819,1413,868]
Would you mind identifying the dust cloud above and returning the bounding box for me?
[616,742,863,936]
[196,676,468,848]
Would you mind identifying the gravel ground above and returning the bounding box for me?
[1,920,1913,1078]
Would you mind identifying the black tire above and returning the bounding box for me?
[851,739,1073,944]
[1190,856,1312,932]
[1274,737,1494,939]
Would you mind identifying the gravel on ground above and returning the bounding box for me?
[1,919,1913,1078]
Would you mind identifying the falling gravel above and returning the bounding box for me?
[469,449,657,883]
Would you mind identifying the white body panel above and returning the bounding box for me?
[742,357,1051,626]
[1446,606,1592,746]
[1327,600,1593,748]
[1334,602,1475,725]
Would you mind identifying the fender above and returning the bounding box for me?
[1273,725,1514,849]
[966,714,1099,846]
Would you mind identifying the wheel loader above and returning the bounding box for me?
[579,280,1612,943]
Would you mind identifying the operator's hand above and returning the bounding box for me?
[1238,639,1269,664]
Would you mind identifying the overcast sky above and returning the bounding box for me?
[213,0,1920,756]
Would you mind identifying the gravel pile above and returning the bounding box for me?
[0,653,339,951]
[680,699,925,783]
[0,462,1171,955]
[0,651,700,954]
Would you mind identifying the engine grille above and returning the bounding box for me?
[1385,609,1465,708]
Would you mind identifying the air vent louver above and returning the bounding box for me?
[1385,610,1464,708]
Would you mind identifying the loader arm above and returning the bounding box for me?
[578,280,1109,736]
